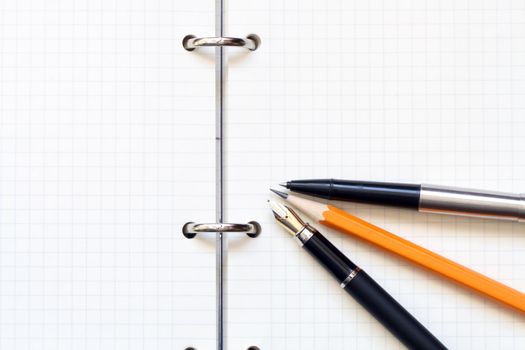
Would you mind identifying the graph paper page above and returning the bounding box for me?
[225,0,525,349]
[0,1,217,349]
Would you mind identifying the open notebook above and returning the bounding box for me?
[0,0,524,349]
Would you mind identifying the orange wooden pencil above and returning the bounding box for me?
[271,189,525,313]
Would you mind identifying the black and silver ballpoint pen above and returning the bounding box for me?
[282,179,525,222]
[269,200,447,350]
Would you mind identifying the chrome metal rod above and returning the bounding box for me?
[215,0,225,348]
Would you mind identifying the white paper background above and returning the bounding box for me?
[225,0,525,349]
[0,1,217,349]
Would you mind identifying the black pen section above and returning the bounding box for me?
[345,270,447,350]
[302,232,358,281]
[287,179,421,208]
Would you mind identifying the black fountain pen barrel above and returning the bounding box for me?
[302,230,447,350]
[302,232,358,282]
[345,271,447,350]
[287,179,422,208]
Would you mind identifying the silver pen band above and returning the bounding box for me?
[340,267,361,288]
[294,224,316,246]
[419,184,525,222]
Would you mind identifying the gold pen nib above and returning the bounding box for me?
[268,199,289,220]
[268,199,308,236]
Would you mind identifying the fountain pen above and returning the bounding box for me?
[269,200,447,350]
[282,179,525,222]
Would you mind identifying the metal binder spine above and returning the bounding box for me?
[182,0,261,348]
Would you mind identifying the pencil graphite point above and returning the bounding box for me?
[270,188,288,199]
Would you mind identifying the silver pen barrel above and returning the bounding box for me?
[419,184,525,222]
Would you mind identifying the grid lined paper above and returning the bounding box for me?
[225,0,525,349]
[0,1,217,349]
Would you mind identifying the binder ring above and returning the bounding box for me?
[182,221,261,239]
[183,34,261,51]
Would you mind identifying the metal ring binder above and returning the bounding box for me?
[182,34,261,51]
[182,221,261,239]
[183,7,261,348]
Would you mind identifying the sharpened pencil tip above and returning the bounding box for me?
[279,182,288,188]
[270,188,288,199]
